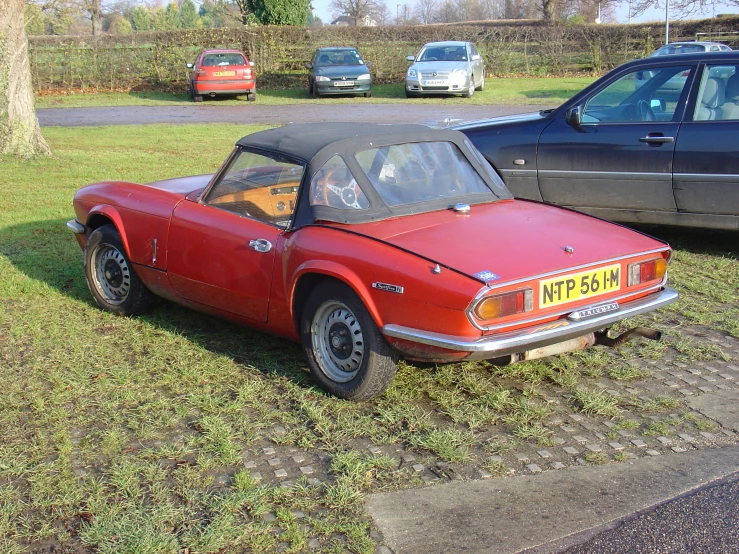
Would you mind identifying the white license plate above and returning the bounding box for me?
[423,80,447,86]
[334,81,354,87]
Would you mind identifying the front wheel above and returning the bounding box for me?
[84,224,152,316]
[301,281,398,401]
[464,77,475,98]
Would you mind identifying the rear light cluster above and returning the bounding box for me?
[627,257,667,287]
[473,288,533,321]
[241,68,252,78]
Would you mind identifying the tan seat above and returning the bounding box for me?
[695,77,725,121]
[720,73,739,120]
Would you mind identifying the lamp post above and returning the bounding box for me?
[665,0,670,44]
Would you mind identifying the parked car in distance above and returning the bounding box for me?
[68,123,677,401]
[186,49,255,102]
[458,52,739,230]
[649,41,732,56]
[305,47,372,98]
[405,41,485,98]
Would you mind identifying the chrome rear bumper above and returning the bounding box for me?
[383,287,678,361]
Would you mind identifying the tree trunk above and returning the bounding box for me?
[0,0,51,157]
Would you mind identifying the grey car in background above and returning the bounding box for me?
[405,41,485,98]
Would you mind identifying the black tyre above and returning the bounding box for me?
[476,77,485,92]
[312,86,320,99]
[84,224,152,316]
[301,281,398,401]
[405,89,418,98]
[190,82,203,102]
[464,77,475,98]
[247,91,256,102]
[364,91,371,98]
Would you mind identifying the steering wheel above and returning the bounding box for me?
[319,168,365,209]
[636,99,656,122]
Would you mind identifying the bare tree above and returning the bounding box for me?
[628,0,730,19]
[0,0,50,157]
[329,0,387,24]
[413,0,439,22]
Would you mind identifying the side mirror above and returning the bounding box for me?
[305,62,313,70]
[471,54,481,61]
[186,63,194,69]
[565,105,582,127]
[650,98,665,112]
[406,55,415,62]
[365,61,372,68]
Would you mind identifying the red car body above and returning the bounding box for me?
[68,124,677,400]
[187,49,256,102]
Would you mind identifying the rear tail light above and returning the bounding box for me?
[473,288,533,321]
[627,257,667,286]
[196,68,206,77]
[242,68,252,78]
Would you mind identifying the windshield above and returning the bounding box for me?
[418,45,468,62]
[315,50,363,66]
[354,141,494,207]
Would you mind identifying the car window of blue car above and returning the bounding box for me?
[204,150,304,228]
[315,50,363,66]
[583,65,692,123]
[695,65,739,121]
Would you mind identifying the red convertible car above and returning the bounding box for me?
[68,124,678,400]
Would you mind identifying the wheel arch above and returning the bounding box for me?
[84,205,131,258]
[290,263,381,335]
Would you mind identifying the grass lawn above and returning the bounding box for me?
[34,77,596,109]
[1,124,738,553]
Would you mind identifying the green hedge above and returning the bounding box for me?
[28,18,739,92]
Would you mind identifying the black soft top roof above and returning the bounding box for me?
[235,123,433,162]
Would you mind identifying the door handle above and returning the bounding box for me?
[639,135,675,144]
[249,238,272,253]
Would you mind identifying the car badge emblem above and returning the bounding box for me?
[372,282,404,294]
[342,76,346,80]
[564,245,574,254]
[432,72,438,77]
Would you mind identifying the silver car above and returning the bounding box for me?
[405,41,485,98]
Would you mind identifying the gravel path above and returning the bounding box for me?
[37,102,550,127]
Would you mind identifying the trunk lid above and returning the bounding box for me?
[343,200,667,284]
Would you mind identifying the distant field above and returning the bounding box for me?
[35,77,596,109]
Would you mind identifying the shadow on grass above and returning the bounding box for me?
[0,217,311,387]
[127,90,191,103]
[520,88,575,101]
[627,224,739,258]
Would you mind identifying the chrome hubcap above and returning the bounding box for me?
[311,300,365,383]
[92,244,131,304]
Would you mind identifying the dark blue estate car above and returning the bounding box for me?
[458,52,739,230]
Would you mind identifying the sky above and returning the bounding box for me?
[310,0,739,25]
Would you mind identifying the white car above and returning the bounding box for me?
[405,41,485,98]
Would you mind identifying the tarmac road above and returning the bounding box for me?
[36,102,550,127]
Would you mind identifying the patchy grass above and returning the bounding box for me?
[1,125,738,552]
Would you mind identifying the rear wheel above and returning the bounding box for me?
[190,82,203,102]
[246,91,256,102]
[84,224,152,316]
[301,281,398,401]
[476,76,485,92]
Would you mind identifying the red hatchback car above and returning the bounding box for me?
[68,124,677,401]
[186,49,256,102]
